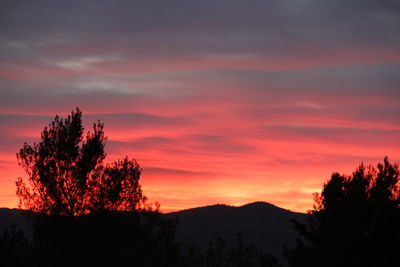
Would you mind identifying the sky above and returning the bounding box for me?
[0,0,399,212]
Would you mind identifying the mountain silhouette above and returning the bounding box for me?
[0,202,306,256]
[166,202,306,255]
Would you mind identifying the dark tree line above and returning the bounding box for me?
[1,109,399,266]
[285,157,400,267]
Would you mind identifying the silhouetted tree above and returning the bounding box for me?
[16,108,148,216]
[285,157,400,267]
[13,108,181,267]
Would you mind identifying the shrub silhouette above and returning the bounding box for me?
[285,157,400,267]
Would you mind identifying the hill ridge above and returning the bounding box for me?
[166,201,304,215]
[164,201,306,255]
[1,202,307,256]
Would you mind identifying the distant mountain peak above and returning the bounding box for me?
[165,201,306,255]
[239,201,277,208]
[166,201,305,219]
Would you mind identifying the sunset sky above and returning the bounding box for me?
[1,0,399,212]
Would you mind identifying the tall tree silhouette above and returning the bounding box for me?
[12,109,186,267]
[16,108,147,216]
[285,157,400,267]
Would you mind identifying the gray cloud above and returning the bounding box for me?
[1,0,399,114]
[0,112,187,132]
[88,113,188,128]
[185,134,256,155]
[263,125,400,147]
[107,137,179,152]
[210,63,400,96]
[144,166,212,177]
[1,0,399,63]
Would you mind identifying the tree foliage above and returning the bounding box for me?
[286,157,400,267]
[16,108,147,216]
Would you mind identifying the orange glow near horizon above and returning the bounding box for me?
[1,103,399,213]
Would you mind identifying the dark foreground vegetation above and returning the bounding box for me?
[1,210,283,267]
[1,109,399,266]
[285,157,400,267]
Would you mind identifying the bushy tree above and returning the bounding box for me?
[286,157,400,267]
[16,108,148,216]
[12,109,188,267]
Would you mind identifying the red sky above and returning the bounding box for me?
[1,0,399,212]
